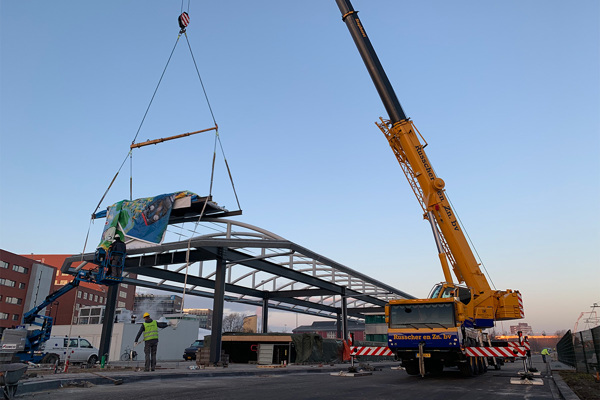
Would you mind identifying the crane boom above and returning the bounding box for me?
[335,0,406,123]
[333,0,520,300]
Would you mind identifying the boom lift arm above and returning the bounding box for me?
[21,280,82,351]
[4,253,126,362]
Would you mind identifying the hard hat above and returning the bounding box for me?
[143,312,150,318]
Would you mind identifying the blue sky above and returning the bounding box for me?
[1,1,598,334]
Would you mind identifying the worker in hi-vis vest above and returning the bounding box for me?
[541,348,550,363]
[135,312,168,371]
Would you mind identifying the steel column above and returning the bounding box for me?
[341,287,348,340]
[262,295,269,333]
[336,312,342,339]
[98,284,118,361]
[209,248,226,364]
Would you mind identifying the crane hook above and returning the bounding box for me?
[178,12,190,33]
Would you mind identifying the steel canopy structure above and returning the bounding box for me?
[61,218,415,363]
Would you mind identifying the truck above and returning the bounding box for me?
[334,0,524,376]
[0,248,125,364]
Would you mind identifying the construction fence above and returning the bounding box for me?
[556,326,600,373]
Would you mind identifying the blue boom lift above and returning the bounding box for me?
[2,250,125,364]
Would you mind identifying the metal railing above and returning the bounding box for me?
[557,326,600,373]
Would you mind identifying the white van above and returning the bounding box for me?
[40,336,99,365]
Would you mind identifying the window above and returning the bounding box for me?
[0,279,15,287]
[75,304,80,310]
[77,291,82,299]
[121,283,128,288]
[83,292,88,300]
[119,291,127,298]
[12,314,19,321]
[18,282,26,289]
[0,312,8,320]
[389,303,455,329]
[94,295,98,302]
[5,297,22,305]
[118,301,125,308]
[0,295,2,301]
[80,339,93,348]
[365,315,386,324]
[0,261,8,269]
[12,265,28,274]
[99,297,103,303]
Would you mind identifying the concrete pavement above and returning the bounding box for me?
[14,355,580,399]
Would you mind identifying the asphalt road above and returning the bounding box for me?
[22,362,558,400]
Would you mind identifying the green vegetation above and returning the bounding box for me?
[558,370,600,400]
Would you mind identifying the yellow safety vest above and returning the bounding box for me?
[143,320,159,341]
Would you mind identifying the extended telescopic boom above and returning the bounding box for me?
[335,0,407,123]
[334,1,524,326]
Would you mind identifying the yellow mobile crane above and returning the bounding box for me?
[334,0,524,376]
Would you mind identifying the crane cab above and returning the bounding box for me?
[429,283,472,305]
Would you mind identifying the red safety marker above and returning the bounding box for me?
[178,12,190,32]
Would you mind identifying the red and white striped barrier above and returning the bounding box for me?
[350,346,394,357]
[465,346,527,358]
[508,341,530,350]
[517,292,525,318]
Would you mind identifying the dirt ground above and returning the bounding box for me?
[558,371,600,400]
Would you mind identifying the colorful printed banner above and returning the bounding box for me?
[98,191,194,250]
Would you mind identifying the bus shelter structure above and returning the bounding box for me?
[62,211,414,364]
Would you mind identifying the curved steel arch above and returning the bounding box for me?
[63,218,414,320]
[62,216,416,363]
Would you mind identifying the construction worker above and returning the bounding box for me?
[135,312,168,371]
[107,235,126,276]
[541,348,550,363]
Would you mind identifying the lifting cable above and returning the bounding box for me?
[77,8,244,329]
[83,8,241,252]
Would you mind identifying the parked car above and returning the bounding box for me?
[40,336,99,365]
[183,340,204,360]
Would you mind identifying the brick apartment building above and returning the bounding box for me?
[21,254,136,325]
[0,250,56,332]
[510,322,534,335]
[183,308,213,329]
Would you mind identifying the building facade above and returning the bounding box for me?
[0,250,56,332]
[134,294,182,319]
[292,320,365,341]
[22,254,136,325]
[510,322,534,335]
[183,308,213,329]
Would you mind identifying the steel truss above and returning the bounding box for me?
[62,219,414,320]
